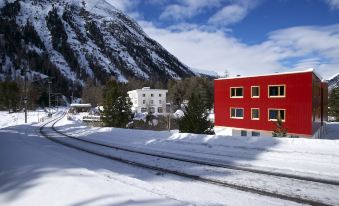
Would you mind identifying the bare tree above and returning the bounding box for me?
[81,79,103,107]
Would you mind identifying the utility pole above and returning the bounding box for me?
[168,103,171,132]
[56,95,58,112]
[71,80,74,104]
[24,67,28,123]
[0,34,4,57]
[48,79,52,116]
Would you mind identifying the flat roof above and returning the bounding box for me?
[128,88,168,93]
[70,103,91,107]
[215,68,324,82]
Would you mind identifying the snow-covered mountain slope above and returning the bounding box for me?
[0,0,195,88]
[328,73,339,90]
[191,67,219,78]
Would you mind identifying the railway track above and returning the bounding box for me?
[39,112,338,206]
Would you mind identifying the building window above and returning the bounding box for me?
[252,131,260,136]
[230,108,244,119]
[143,100,146,104]
[230,87,243,98]
[150,107,155,113]
[159,100,162,104]
[241,130,247,136]
[141,108,147,113]
[158,107,163,113]
[142,94,145,97]
[268,109,286,121]
[151,93,154,97]
[150,100,154,104]
[269,85,285,97]
[251,86,260,98]
[251,108,260,120]
[159,94,162,97]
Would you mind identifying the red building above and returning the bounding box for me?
[214,69,328,138]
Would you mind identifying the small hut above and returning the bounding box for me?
[69,103,91,114]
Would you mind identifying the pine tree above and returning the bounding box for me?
[101,79,132,128]
[0,81,20,112]
[329,88,339,121]
[179,93,214,134]
[272,116,288,137]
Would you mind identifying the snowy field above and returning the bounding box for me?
[55,114,339,181]
[0,110,48,129]
[1,110,339,205]
[0,111,304,206]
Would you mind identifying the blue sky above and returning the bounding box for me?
[107,0,339,79]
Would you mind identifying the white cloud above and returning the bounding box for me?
[102,0,339,79]
[140,21,339,79]
[326,0,339,10]
[140,21,284,77]
[266,25,339,63]
[208,4,247,26]
[208,0,259,26]
[159,0,221,21]
[159,0,259,26]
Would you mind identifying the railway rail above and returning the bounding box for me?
[39,112,338,206]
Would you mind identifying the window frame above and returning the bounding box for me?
[251,86,260,98]
[230,87,244,98]
[268,85,286,98]
[268,108,286,122]
[241,130,247,136]
[252,131,260,136]
[230,107,244,119]
[251,108,260,120]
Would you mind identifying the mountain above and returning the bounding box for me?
[328,73,339,90]
[0,0,195,96]
[191,67,219,78]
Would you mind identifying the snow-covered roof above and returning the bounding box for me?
[215,68,325,82]
[128,88,168,93]
[70,103,92,108]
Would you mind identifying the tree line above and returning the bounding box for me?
[0,78,50,112]
[82,76,214,111]
[81,76,215,134]
[329,87,339,121]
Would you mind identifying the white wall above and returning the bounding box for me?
[128,88,168,115]
[214,126,317,138]
[214,126,272,137]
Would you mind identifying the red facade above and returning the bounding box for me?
[214,70,328,137]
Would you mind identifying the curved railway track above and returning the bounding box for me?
[39,112,338,206]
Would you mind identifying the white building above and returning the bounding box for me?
[127,87,168,115]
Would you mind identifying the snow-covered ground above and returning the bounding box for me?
[55,113,339,182]
[0,109,52,129]
[0,111,304,206]
[1,110,339,205]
